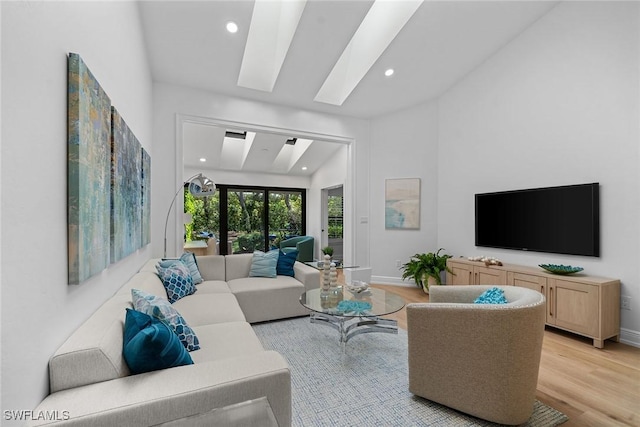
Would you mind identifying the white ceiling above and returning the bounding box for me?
[139,0,558,176]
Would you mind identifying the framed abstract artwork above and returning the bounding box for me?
[110,107,142,263]
[68,53,111,284]
[385,178,421,230]
[141,147,151,246]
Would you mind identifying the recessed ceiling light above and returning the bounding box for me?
[199,158,207,162]
[301,166,308,171]
[385,68,394,77]
[226,21,238,34]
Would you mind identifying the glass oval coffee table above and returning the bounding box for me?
[299,287,405,345]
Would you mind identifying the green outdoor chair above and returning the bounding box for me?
[280,236,314,262]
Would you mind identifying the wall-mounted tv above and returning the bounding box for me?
[475,183,600,257]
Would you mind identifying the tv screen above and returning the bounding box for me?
[475,183,600,257]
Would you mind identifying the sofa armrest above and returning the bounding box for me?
[28,351,291,427]
[293,261,320,292]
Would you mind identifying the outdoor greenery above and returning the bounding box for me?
[184,189,303,253]
[327,194,343,238]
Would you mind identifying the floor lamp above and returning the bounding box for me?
[164,173,216,258]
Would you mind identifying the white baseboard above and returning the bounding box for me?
[370,276,415,287]
[620,328,640,348]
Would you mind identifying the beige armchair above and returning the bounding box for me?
[407,285,546,425]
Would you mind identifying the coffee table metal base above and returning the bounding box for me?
[310,312,398,344]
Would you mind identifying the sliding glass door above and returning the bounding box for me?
[186,185,305,255]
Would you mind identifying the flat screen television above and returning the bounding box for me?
[475,183,600,257]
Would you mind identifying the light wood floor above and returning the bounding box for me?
[370,284,640,427]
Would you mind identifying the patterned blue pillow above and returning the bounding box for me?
[276,250,298,277]
[474,287,508,304]
[158,253,203,285]
[156,262,196,303]
[122,309,193,375]
[249,249,279,278]
[131,289,200,351]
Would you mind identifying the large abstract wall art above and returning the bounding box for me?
[68,53,112,284]
[110,107,142,263]
[385,178,421,230]
[141,148,151,246]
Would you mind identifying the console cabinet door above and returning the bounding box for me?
[548,278,598,337]
[508,272,547,295]
[473,266,507,285]
[447,262,473,285]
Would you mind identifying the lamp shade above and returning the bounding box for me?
[188,174,216,197]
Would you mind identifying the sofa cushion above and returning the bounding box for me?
[156,262,197,303]
[276,250,298,277]
[249,249,279,278]
[227,277,309,323]
[172,293,246,327]
[196,280,232,294]
[132,289,200,351]
[116,271,167,299]
[123,309,193,374]
[189,322,265,363]
[194,255,227,281]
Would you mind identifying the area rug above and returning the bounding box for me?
[252,316,568,427]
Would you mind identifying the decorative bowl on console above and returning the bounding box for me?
[539,264,584,275]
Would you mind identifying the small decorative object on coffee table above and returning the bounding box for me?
[539,264,584,275]
[322,254,331,291]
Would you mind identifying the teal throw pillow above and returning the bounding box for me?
[474,287,508,304]
[122,309,193,375]
[276,249,298,277]
[131,289,200,351]
[156,261,196,303]
[179,252,203,284]
[249,249,279,278]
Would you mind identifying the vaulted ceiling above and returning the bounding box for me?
[139,0,558,175]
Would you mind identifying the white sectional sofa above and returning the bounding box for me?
[28,254,320,426]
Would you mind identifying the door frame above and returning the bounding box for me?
[174,114,356,265]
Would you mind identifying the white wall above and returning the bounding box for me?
[437,1,640,343]
[369,102,439,285]
[153,83,370,267]
[1,1,153,418]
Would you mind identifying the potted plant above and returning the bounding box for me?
[400,248,453,293]
[322,246,334,258]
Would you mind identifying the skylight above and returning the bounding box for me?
[314,0,423,106]
[237,0,307,92]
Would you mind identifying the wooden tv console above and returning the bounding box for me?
[446,258,620,348]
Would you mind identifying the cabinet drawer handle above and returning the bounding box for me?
[549,287,553,317]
